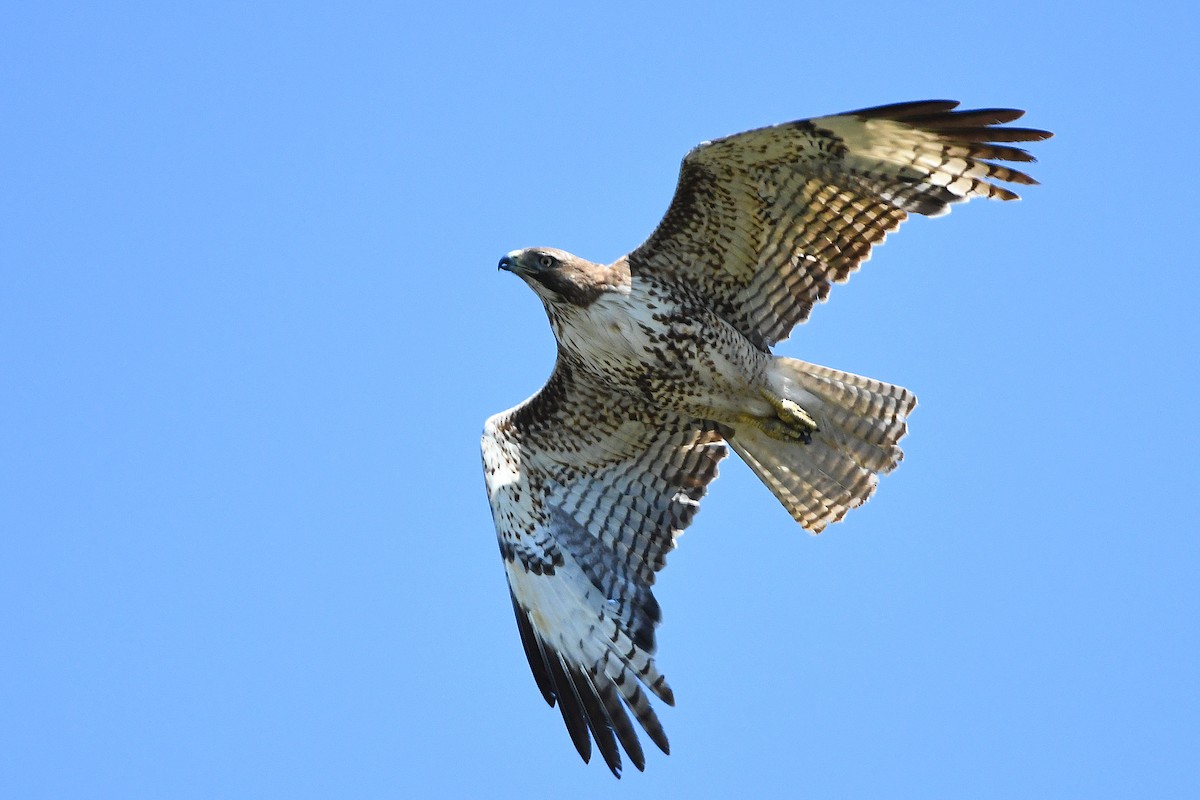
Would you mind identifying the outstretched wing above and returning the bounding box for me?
[481,363,727,776]
[627,100,1052,349]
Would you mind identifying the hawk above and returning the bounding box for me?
[481,100,1049,776]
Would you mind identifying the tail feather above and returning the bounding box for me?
[729,358,916,532]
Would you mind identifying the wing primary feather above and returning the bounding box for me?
[905,107,1026,126]
[932,125,1053,143]
[509,593,556,706]
[567,664,625,777]
[845,99,961,118]
[591,672,647,772]
[609,660,671,755]
[950,142,1038,162]
[546,651,593,765]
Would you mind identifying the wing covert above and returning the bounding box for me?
[481,363,727,776]
[627,100,1051,348]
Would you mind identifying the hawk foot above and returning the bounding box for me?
[746,393,819,444]
[748,417,814,443]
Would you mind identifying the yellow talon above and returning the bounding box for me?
[778,398,818,431]
[744,391,819,443]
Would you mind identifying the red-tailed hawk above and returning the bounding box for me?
[481,100,1050,776]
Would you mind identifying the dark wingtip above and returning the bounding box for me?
[848,102,1053,145]
[509,594,557,706]
[655,676,676,707]
[846,99,961,119]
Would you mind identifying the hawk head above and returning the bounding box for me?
[498,248,614,306]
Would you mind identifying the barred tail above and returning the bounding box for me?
[728,358,917,532]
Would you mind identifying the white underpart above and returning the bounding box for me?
[553,278,773,422]
[553,285,654,368]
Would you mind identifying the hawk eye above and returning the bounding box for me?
[538,254,556,270]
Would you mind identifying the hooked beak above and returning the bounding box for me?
[498,251,532,276]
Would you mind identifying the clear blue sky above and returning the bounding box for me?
[3,2,1197,798]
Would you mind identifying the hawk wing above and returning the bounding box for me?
[627,100,1052,349]
[481,362,727,776]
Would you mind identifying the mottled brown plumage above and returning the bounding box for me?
[482,100,1050,776]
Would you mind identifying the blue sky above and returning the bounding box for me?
[3,2,1197,798]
